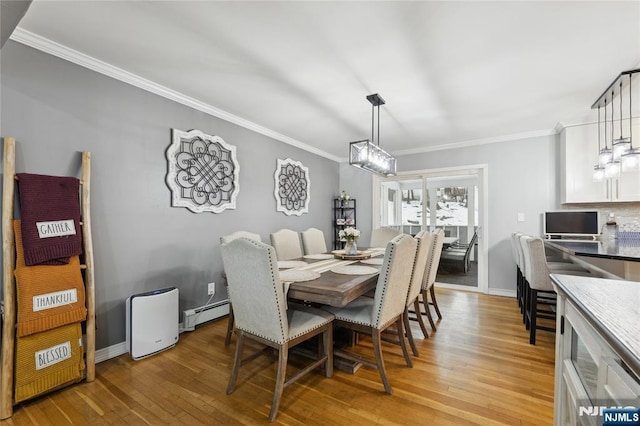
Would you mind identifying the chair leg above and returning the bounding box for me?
[523,280,530,329]
[225,304,235,346]
[226,330,244,394]
[516,269,522,309]
[422,289,437,331]
[402,308,419,358]
[268,344,288,422]
[430,286,442,320]
[529,288,537,345]
[396,317,413,368]
[413,298,429,339]
[323,325,333,378]
[371,329,392,394]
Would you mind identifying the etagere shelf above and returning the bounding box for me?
[333,198,356,249]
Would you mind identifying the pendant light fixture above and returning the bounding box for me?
[604,89,621,178]
[593,105,606,182]
[612,79,631,159]
[349,93,397,176]
[598,97,613,166]
[621,73,639,171]
[591,68,640,177]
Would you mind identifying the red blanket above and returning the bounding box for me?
[17,173,82,266]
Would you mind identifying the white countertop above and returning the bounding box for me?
[550,274,640,377]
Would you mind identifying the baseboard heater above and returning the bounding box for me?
[126,287,179,360]
[183,299,230,331]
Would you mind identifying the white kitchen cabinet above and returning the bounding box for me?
[553,284,640,426]
[561,121,640,203]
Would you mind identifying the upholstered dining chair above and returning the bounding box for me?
[324,234,417,394]
[415,228,445,337]
[270,228,303,260]
[220,231,262,346]
[369,227,402,248]
[301,227,328,255]
[401,230,432,356]
[220,238,334,422]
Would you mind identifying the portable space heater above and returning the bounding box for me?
[126,287,179,360]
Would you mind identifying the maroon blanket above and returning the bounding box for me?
[17,173,82,265]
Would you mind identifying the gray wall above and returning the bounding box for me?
[345,135,559,292]
[1,41,339,349]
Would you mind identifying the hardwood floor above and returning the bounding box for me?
[1,288,556,425]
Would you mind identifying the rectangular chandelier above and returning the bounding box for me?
[349,139,396,176]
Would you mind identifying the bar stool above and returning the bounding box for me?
[520,236,592,344]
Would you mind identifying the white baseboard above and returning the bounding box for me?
[488,288,516,298]
[95,341,128,364]
[95,300,230,364]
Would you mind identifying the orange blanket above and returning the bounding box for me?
[14,323,85,403]
[14,220,86,337]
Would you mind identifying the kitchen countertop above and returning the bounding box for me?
[550,274,640,378]
[545,239,640,262]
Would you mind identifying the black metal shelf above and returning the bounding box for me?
[333,198,356,250]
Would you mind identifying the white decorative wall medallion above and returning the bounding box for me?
[166,129,239,213]
[274,158,310,216]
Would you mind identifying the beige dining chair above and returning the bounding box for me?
[403,230,432,355]
[220,238,334,422]
[324,234,417,394]
[301,227,328,255]
[270,228,303,260]
[416,228,445,337]
[369,227,402,248]
[220,231,262,346]
[384,230,432,356]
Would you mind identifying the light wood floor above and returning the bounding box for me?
[1,288,556,425]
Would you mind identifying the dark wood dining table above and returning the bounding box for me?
[281,249,386,373]
[284,248,385,307]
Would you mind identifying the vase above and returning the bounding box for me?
[345,240,358,256]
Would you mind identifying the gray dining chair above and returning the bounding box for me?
[370,227,402,248]
[220,238,334,422]
[301,227,328,255]
[440,230,478,274]
[324,234,417,394]
[270,228,303,260]
[220,231,262,346]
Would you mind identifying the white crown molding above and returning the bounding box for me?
[336,127,561,161]
[10,28,342,163]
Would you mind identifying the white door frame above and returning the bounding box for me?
[372,164,489,294]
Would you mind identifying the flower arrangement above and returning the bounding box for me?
[339,227,360,242]
[339,190,350,202]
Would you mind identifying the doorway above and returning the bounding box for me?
[372,165,488,293]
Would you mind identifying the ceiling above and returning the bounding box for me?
[10,1,640,161]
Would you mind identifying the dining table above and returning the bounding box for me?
[278,247,387,373]
[281,247,386,307]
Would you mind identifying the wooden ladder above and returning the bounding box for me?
[0,137,96,419]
